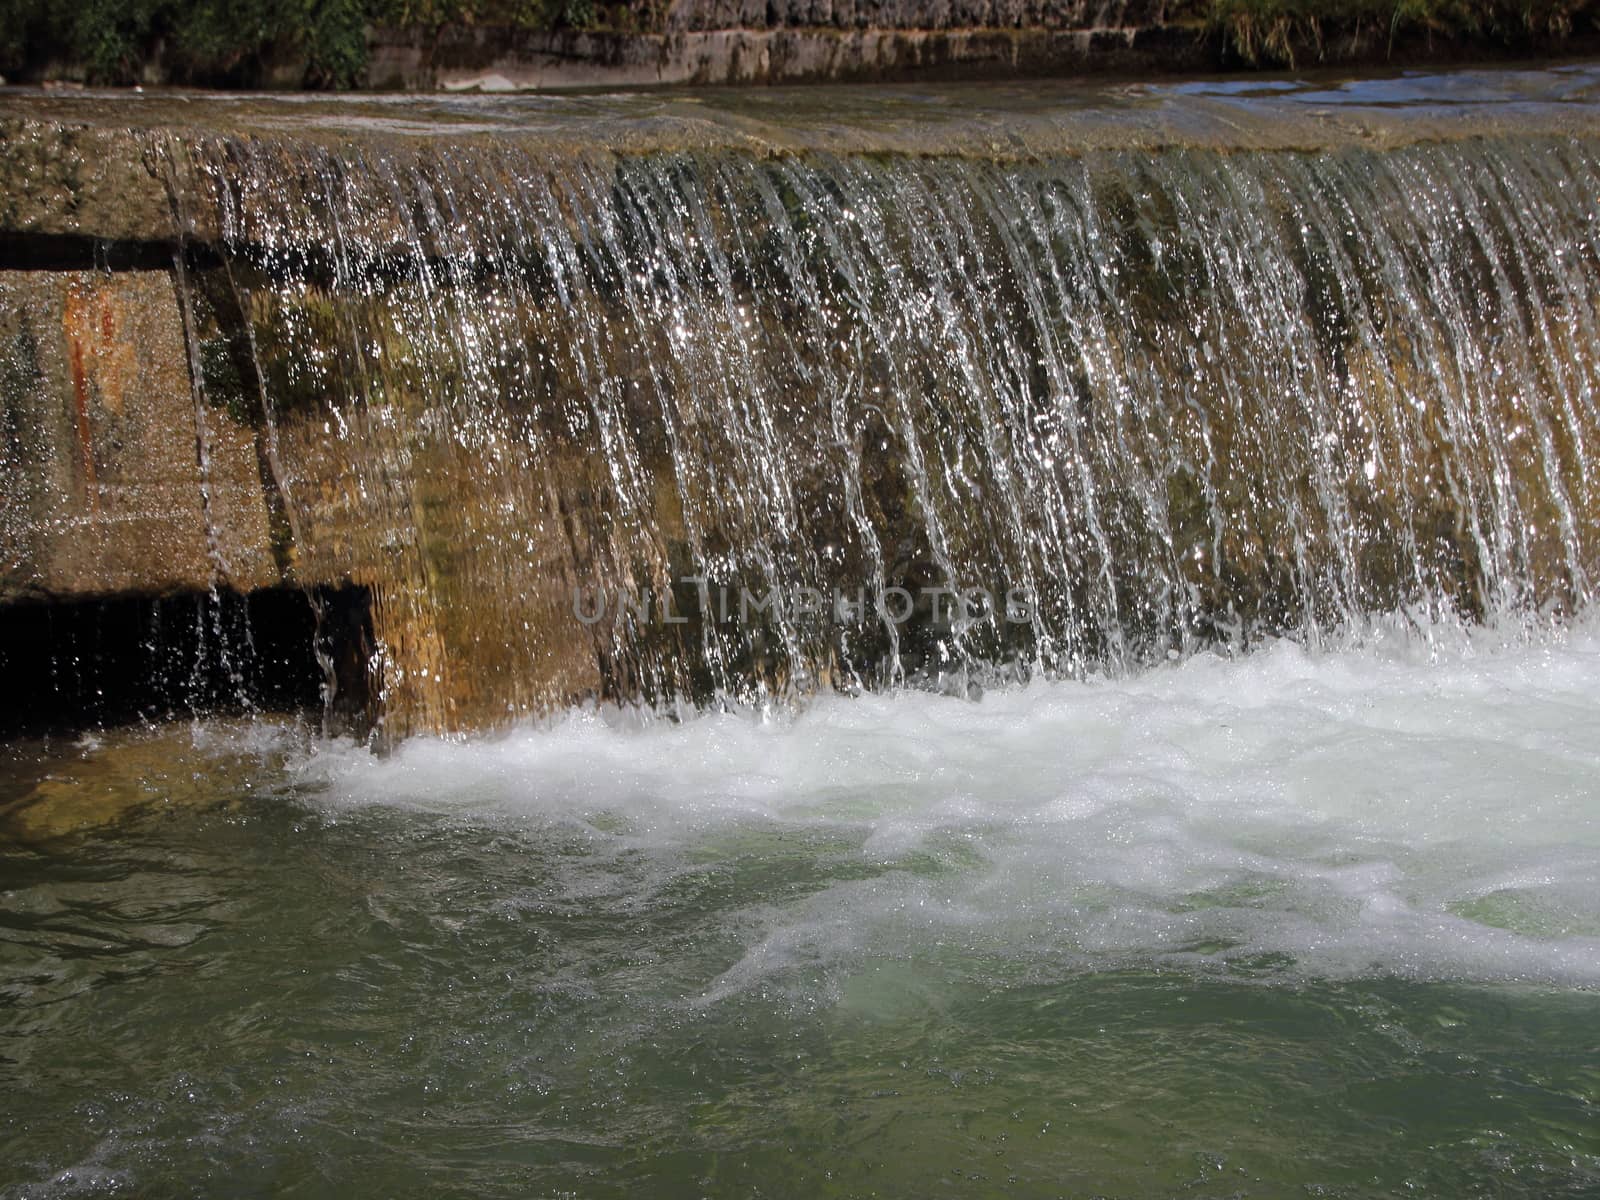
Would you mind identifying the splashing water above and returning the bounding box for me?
[296,616,1600,989]
[2,623,1600,1196]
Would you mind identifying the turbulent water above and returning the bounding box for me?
[2,624,1599,1196]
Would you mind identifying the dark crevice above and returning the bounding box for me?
[0,583,373,738]
[0,231,545,294]
[0,233,221,274]
[314,584,379,738]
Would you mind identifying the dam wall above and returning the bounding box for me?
[3,75,1599,738]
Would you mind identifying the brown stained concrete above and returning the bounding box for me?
[0,271,277,604]
[0,121,173,244]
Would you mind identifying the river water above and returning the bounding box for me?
[3,619,1598,1197]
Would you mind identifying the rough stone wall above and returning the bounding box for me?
[661,0,1169,31]
[371,23,1203,90]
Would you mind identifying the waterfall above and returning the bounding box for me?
[156,128,1600,734]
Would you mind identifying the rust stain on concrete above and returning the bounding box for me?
[63,284,97,504]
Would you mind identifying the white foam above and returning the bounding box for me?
[293,619,1600,990]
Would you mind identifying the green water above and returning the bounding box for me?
[2,796,1597,1198]
[4,633,1600,1197]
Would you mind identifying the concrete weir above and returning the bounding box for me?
[3,69,1600,739]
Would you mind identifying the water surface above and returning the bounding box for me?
[3,625,1598,1197]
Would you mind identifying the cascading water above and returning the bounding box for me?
[3,73,1600,1199]
[156,114,1600,733]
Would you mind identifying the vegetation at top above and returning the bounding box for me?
[1199,0,1597,65]
[0,0,654,87]
[0,0,1592,87]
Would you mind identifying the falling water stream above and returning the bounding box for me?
[2,67,1600,1197]
[180,98,1600,727]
